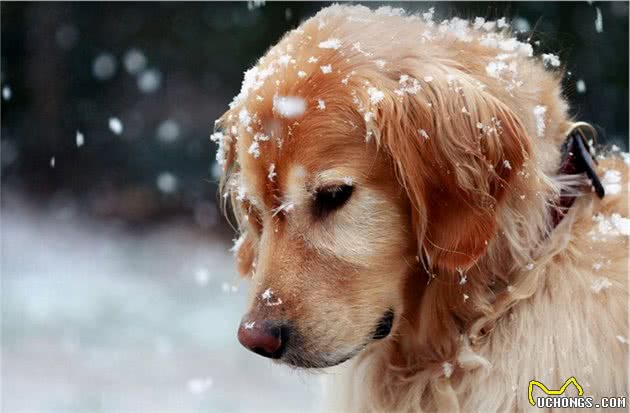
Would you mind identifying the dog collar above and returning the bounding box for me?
[550,128,605,228]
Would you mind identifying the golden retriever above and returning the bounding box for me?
[213,5,629,412]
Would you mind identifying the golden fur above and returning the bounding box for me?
[214,5,629,412]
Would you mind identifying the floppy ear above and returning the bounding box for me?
[214,111,257,278]
[234,232,256,277]
[361,69,530,271]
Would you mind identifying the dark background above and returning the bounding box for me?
[2,2,628,228]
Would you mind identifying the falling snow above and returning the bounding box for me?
[595,7,603,33]
[75,131,84,147]
[108,117,123,135]
[533,105,547,138]
[576,79,587,94]
[2,85,12,101]
[156,172,178,193]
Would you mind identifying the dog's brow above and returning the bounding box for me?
[315,170,355,188]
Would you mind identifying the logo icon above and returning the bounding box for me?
[528,377,584,406]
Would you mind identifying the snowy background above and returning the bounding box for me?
[1,2,628,413]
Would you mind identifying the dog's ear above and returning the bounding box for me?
[234,232,256,277]
[214,112,257,278]
[361,69,529,271]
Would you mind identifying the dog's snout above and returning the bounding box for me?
[237,319,290,359]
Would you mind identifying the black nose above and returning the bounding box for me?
[237,320,290,359]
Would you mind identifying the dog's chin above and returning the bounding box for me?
[278,310,395,369]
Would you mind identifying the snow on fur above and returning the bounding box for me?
[273,96,306,118]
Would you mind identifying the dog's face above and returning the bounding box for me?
[215,6,531,368]
[226,105,416,368]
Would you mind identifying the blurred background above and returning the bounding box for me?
[1,2,628,412]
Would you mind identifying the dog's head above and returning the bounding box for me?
[214,6,532,368]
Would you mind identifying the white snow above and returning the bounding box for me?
[542,53,561,68]
[497,17,509,29]
[187,377,214,394]
[418,129,429,140]
[230,233,247,255]
[307,56,319,63]
[1,202,319,412]
[75,131,84,147]
[318,38,341,49]
[396,75,421,96]
[278,54,292,66]
[473,17,485,30]
[297,70,307,78]
[423,76,433,82]
[442,362,454,378]
[261,288,283,306]
[137,68,162,93]
[576,79,587,94]
[367,87,385,104]
[503,160,512,170]
[595,7,603,33]
[617,336,629,344]
[342,176,353,186]
[590,213,630,239]
[244,321,256,330]
[533,105,547,138]
[267,164,277,182]
[248,141,260,158]
[123,48,147,74]
[602,169,622,195]
[210,131,229,167]
[512,17,531,32]
[320,64,332,74]
[194,268,210,286]
[317,99,326,110]
[239,108,251,128]
[156,172,178,194]
[525,263,535,271]
[108,117,123,135]
[49,157,55,168]
[273,96,306,118]
[2,85,12,101]
[591,277,612,293]
[157,119,181,143]
[92,53,117,80]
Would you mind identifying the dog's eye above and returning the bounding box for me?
[312,184,353,218]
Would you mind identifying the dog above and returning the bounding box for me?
[212,5,629,412]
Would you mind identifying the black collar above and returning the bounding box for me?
[551,129,605,228]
